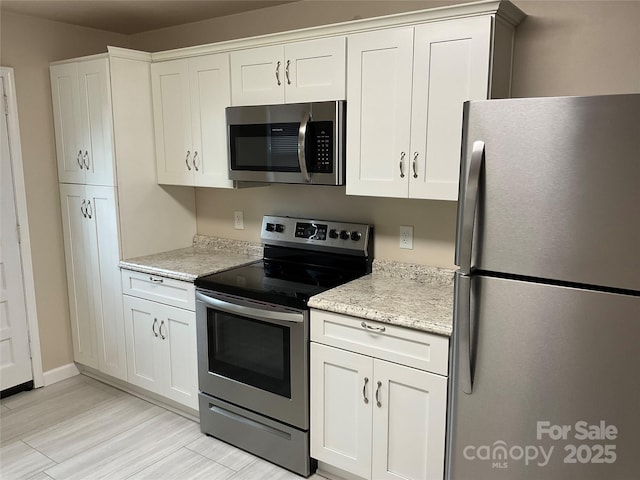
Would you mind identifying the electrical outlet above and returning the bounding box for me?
[399,225,413,249]
[234,211,244,230]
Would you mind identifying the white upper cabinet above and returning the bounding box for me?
[230,36,346,106]
[152,53,233,188]
[50,58,115,186]
[346,16,495,201]
[345,28,414,199]
[409,17,491,200]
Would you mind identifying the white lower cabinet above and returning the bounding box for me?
[121,271,198,410]
[311,310,448,480]
[59,183,126,380]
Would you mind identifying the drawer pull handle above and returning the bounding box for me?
[363,377,369,404]
[149,276,164,284]
[152,318,159,337]
[361,321,385,333]
[376,381,382,408]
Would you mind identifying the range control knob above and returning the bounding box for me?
[339,230,350,240]
[350,231,362,241]
[265,222,275,232]
[329,229,339,239]
[275,223,285,233]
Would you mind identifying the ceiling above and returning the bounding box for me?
[0,0,300,35]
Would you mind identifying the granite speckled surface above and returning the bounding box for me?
[119,236,263,282]
[308,260,455,337]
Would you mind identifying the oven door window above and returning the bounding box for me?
[207,309,291,398]
[229,122,300,172]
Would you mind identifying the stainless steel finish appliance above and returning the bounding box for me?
[226,101,345,185]
[447,94,640,479]
[195,215,373,477]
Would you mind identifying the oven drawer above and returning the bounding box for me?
[310,309,449,375]
[121,269,195,311]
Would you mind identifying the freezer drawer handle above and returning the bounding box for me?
[457,274,474,394]
[458,141,485,274]
[361,321,385,333]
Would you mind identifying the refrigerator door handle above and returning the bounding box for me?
[458,141,485,274]
[456,274,474,394]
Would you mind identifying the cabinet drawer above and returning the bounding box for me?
[121,269,195,311]
[311,310,448,376]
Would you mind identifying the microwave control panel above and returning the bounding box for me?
[309,121,333,173]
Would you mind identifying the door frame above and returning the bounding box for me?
[1,66,43,387]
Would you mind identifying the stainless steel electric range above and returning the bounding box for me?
[194,215,373,477]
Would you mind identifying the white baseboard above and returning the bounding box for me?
[43,363,80,386]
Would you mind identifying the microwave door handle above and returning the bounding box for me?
[298,112,312,183]
[196,292,304,324]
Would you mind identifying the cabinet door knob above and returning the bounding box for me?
[152,318,159,337]
[86,200,92,219]
[80,199,87,218]
[363,377,369,404]
[412,152,419,179]
[185,150,192,171]
[285,60,291,85]
[159,320,167,340]
[275,61,282,86]
[375,380,382,408]
[83,150,90,170]
[399,152,406,178]
[77,150,84,169]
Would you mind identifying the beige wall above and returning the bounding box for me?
[132,0,640,268]
[0,10,129,372]
[1,1,638,374]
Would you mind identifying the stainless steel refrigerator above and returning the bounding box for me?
[447,94,640,480]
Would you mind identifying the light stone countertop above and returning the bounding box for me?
[308,260,455,337]
[120,237,455,336]
[119,235,263,282]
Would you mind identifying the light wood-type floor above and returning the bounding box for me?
[0,374,327,480]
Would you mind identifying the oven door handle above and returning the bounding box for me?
[196,292,304,324]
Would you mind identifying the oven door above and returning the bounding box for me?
[195,290,309,430]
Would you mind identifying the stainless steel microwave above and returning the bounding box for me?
[226,101,345,185]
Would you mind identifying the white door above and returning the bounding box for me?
[311,343,373,479]
[284,37,346,103]
[77,58,115,186]
[151,59,194,185]
[59,184,98,368]
[87,186,126,380]
[230,45,284,105]
[161,304,197,409]
[0,81,32,391]
[123,295,162,393]
[50,62,84,184]
[371,359,448,480]
[345,28,414,198]
[409,16,491,200]
[189,54,233,188]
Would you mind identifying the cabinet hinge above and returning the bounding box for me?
[16,223,22,245]
[3,93,8,115]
